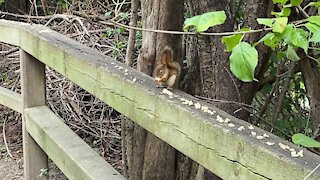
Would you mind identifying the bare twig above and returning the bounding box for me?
[125,0,139,66]
[271,61,296,132]
[2,116,14,159]
[303,163,320,180]
[224,67,241,102]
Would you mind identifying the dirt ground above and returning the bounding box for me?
[0,111,67,180]
[0,158,23,180]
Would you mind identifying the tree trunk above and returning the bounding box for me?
[4,0,29,14]
[188,0,270,119]
[123,0,184,179]
[299,59,320,138]
[187,0,271,178]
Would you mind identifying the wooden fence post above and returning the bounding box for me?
[20,50,48,180]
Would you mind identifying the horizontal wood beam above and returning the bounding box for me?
[0,20,21,46]
[0,86,22,113]
[0,19,320,179]
[24,106,125,180]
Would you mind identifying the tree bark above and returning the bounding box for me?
[187,0,271,179]
[188,0,271,119]
[4,0,29,14]
[123,0,184,179]
[299,59,320,138]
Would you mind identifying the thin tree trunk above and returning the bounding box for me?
[125,0,139,66]
[4,0,29,14]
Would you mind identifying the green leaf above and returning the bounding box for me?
[292,133,320,148]
[229,42,258,82]
[305,2,320,8]
[307,16,320,26]
[273,0,288,5]
[273,17,288,33]
[257,18,274,27]
[310,31,320,43]
[222,34,243,52]
[240,27,251,32]
[0,0,4,4]
[281,24,294,44]
[277,51,286,60]
[290,0,303,6]
[291,28,309,53]
[271,7,291,17]
[286,45,300,61]
[254,32,274,46]
[184,11,226,32]
[254,32,281,50]
[264,33,281,50]
[304,22,320,33]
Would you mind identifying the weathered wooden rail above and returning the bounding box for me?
[0,19,320,180]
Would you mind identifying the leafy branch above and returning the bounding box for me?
[183,0,320,82]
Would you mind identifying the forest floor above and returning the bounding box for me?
[0,117,67,179]
[0,1,132,179]
[0,109,24,180]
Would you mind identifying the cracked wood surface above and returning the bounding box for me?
[0,19,320,179]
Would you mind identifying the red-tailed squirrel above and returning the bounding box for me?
[154,46,181,89]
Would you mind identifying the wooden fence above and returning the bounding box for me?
[0,19,320,180]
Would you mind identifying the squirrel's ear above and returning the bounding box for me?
[160,46,173,64]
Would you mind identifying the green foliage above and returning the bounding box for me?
[229,42,258,82]
[221,34,243,52]
[184,11,226,32]
[256,17,288,33]
[306,1,320,8]
[0,0,4,5]
[183,1,320,84]
[256,18,274,27]
[57,0,70,10]
[273,0,288,5]
[307,16,320,26]
[290,0,303,6]
[1,72,8,82]
[271,7,291,17]
[304,22,320,33]
[290,28,309,53]
[255,33,280,50]
[39,168,49,178]
[273,17,288,33]
[292,134,320,147]
[310,31,320,43]
[286,45,300,61]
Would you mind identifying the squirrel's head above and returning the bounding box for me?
[154,47,173,82]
